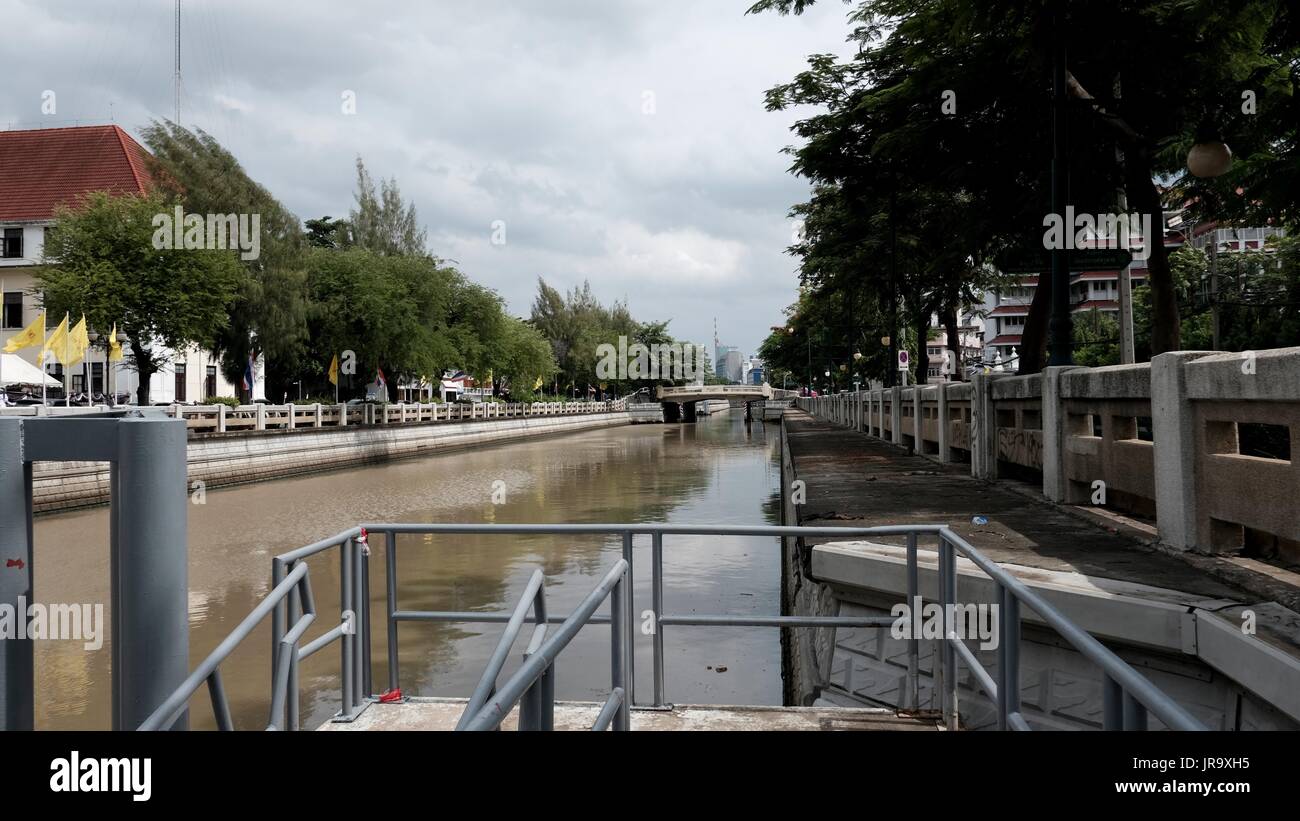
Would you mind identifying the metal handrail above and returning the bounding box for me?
[459,560,631,731]
[139,521,1205,731]
[137,560,326,731]
[455,569,549,730]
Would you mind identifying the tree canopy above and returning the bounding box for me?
[752,0,1299,380]
[39,191,245,404]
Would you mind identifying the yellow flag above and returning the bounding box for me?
[3,310,45,353]
[328,354,339,386]
[43,313,70,364]
[533,376,543,390]
[108,323,123,362]
[65,315,90,368]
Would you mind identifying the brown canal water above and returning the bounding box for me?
[33,412,785,729]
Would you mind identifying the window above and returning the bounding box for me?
[174,362,187,403]
[91,362,104,396]
[2,292,22,329]
[2,228,22,259]
[205,365,217,399]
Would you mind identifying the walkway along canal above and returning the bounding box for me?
[32,412,786,729]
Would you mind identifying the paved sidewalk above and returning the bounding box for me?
[783,409,1286,604]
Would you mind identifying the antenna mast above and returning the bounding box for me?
[174,0,181,126]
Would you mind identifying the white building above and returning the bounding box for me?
[0,125,248,403]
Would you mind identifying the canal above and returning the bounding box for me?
[33,411,785,729]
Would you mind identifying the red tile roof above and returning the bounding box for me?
[0,125,154,221]
[1072,300,1119,312]
[987,335,1022,347]
[1072,270,1148,281]
[990,304,1030,316]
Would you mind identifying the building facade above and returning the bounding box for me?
[0,125,247,402]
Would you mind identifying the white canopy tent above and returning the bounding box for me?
[0,353,59,387]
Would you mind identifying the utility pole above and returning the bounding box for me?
[888,181,899,387]
[1210,237,1220,350]
[1048,4,1074,366]
[1115,75,1136,364]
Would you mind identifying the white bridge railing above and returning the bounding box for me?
[1,399,627,435]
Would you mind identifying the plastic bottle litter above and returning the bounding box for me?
[971,515,989,526]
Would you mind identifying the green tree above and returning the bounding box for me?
[141,122,309,400]
[752,0,1297,368]
[1072,309,1120,367]
[495,318,558,399]
[305,248,457,400]
[39,192,245,405]
[349,157,428,256]
[304,216,351,249]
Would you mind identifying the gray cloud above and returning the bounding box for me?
[1,0,855,355]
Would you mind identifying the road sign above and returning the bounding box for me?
[996,247,1134,274]
[898,350,910,371]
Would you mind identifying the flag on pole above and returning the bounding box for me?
[108,324,123,361]
[65,314,90,368]
[328,354,339,386]
[375,367,387,390]
[241,352,255,393]
[3,311,45,353]
[533,376,543,390]
[43,313,72,364]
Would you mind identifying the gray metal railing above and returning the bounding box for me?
[457,561,632,731]
[138,522,1206,732]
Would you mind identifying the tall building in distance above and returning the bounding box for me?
[715,345,743,383]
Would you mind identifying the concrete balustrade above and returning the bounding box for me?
[795,345,1300,557]
[0,398,628,437]
[161,399,625,432]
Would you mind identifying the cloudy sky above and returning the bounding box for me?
[2,0,856,355]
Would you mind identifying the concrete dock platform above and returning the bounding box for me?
[320,698,942,731]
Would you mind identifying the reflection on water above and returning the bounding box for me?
[33,412,785,729]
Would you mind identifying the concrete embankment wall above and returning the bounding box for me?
[33,412,630,513]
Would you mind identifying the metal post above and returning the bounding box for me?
[610,568,629,730]
[340,537,355,717]
[905,532,919,711]
[385,532,399,694]
[207,670,233,731]
[112,416,189,731]
[938,535,958,730]
[361,544,373,700]
[287,577,300,730]
[998,586,1021,729]
[621,530,635,707]
[1123,691,1148,731]
[352,537,365,708]
[651,531,665,707]
[0,419,34,730]
[933,537,946,716]
[1102,674,1122,730]
[271,557,285,716]
[537,591,554,731]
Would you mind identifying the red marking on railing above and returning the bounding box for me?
[6,558,25,570]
